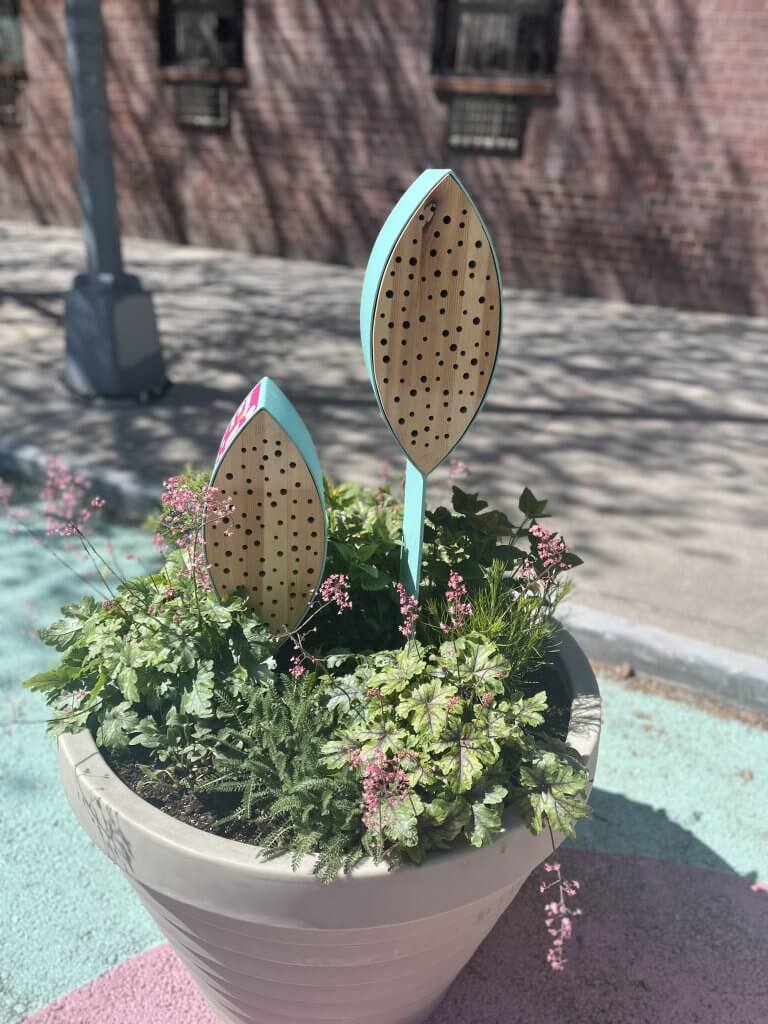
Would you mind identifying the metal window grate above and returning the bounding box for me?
[448,94,526,154]
[159,0,244,69]
[434,1,562,77]
[174,81,229,127]
[0,76,20,125]
[455,9,518,74]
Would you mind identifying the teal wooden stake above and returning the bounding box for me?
[401,461,427,596]
[360,169,504,603]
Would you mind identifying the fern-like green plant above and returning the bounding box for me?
[197,680,364,883]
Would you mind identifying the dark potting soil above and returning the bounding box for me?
[105,666,573,846]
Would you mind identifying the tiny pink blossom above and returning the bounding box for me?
[530,523,571,575]
[445,570,472,631]
[540,860,582,971]
[358,749,412,829]
[289,654,307,678]
[318,574,352,614]
[395,583,420,638]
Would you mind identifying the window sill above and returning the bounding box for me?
[431,74,556,98]
[160,66,246,86]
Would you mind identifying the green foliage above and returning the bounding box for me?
[27,472,591,881]
[195,680,364,883]
[27,554,276,768]
[319,616,589,863]
[315,479,403,653]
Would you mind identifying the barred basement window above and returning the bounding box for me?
[159,0,244,70]
[433,0,562,77]
[175,81,229,128]
[0,76,20,125]
[448,95,526,154]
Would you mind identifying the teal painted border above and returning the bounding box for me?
[359,168,504,469]
[206,376,328,618]
[401,461,427,595]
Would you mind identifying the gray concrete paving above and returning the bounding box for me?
[2,219,767,661]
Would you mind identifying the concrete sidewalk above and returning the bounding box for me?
[2,220,768,667]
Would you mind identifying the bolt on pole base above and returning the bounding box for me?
[63,272,169,400]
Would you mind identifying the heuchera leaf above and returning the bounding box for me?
[518,751,591,837]
[469,786,508,848]
[434,725,488,792]
[397,680,457,739]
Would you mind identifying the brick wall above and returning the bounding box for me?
[1,0,767,315]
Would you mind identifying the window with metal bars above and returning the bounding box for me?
[159,0,244,69]
[175,81,229,128]
[433,0,562,77]
[448,94,527,154]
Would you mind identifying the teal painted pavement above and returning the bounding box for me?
[567,681,767,879]
[1,497,766,1023]
[0,498,163,1024]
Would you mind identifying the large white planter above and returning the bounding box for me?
[59,629,601,1024]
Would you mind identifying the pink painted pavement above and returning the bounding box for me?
[25,851,768,1024]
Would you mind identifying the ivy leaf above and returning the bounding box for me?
[180,662,215,717]
[451,487,488,517]
[562,552,584,568]
[475,509,514,537]
[518,487,548,519]
[397,680,456,739]
[492,544,528,564]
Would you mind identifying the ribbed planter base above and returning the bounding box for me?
[59,630,601,1024]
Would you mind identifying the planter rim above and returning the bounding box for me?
[59,628,600,889]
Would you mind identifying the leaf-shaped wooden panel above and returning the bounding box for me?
[361,169,502,475]
[204,378,326,632]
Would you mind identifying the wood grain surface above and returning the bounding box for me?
[371,173,501,474]
[205,410,325,631]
